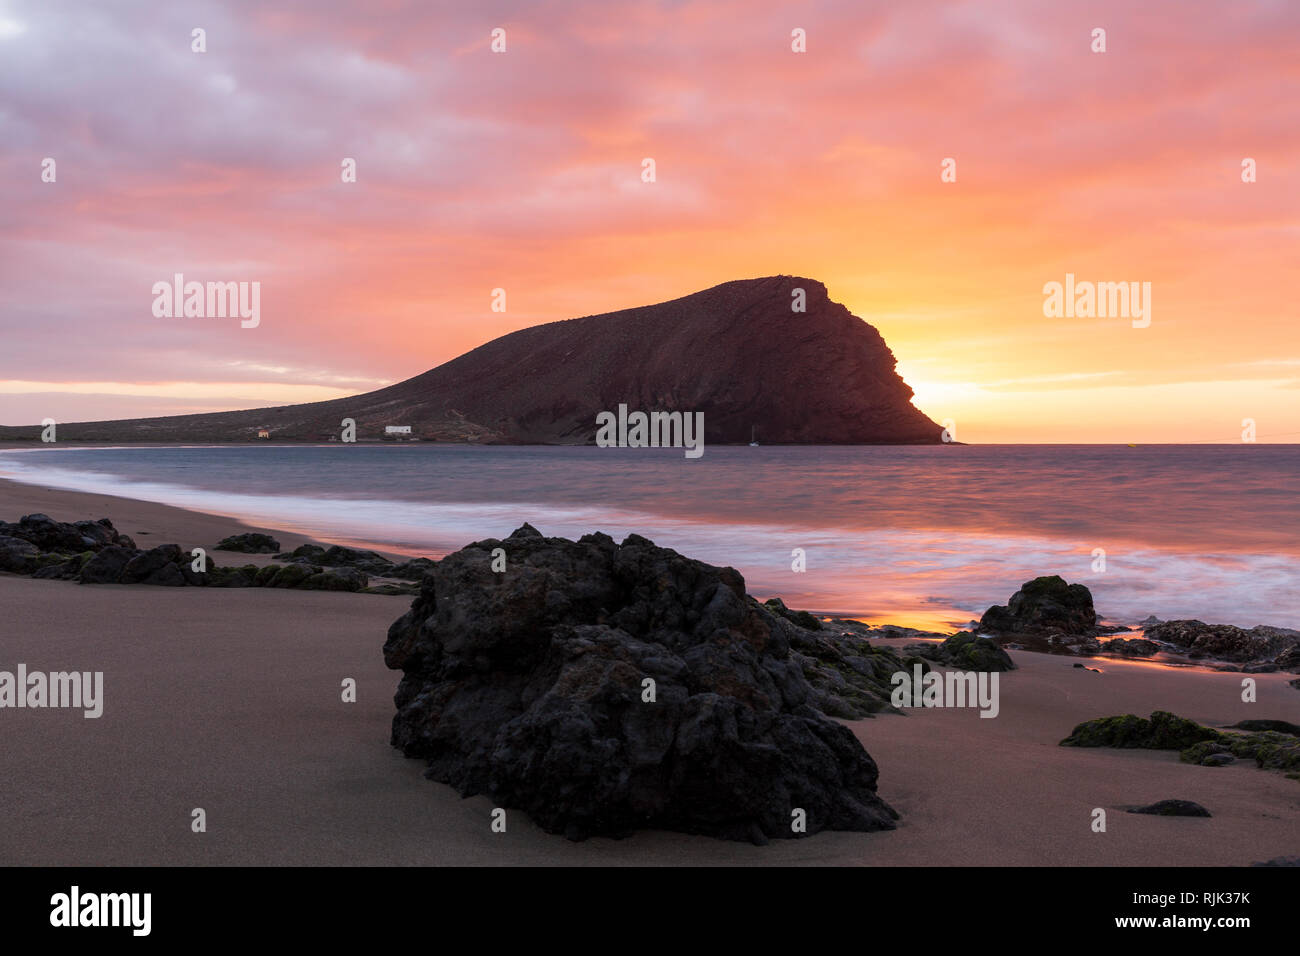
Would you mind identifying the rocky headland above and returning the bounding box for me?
[0,277,942,445]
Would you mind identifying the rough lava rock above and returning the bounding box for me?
[214,532,281,554]
[1062,711,1300,775]
[0,513,375,592]
[1226,719,1300,737]
[121,544,188,586]
[383,524,900,843]
[762,597,823,631]
[1144,620,1300,667]
[1127,800,1211,818]
[274,543,433,582]
[1060,711,1220,750]
[981,575,1097,636]
[0,535,41,574]
[1101,637,1159,657]
[78,546,138,584]
[0,513,135,552]
[976,576,1128,655]
[906,632,1017,672]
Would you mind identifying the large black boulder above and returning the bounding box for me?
[978,575,1108,654]
[384,524,899,843]
[981,575,1096,635]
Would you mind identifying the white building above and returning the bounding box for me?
[385,425,412,436]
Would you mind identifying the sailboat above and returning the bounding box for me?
[749,425,759,447]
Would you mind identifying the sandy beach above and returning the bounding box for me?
[2,477,1297,866]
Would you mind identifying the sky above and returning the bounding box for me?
[1,0,1297,443]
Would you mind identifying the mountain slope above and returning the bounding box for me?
[2,276,943,444]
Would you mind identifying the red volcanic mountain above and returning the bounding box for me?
[1,276,943,444]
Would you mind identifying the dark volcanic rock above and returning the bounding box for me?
[303,567,369,591]
[1226,720,1300,737]
[0,535,41,574]
[277,544,394,578]
[1127,800,1211,818]
[266,563,315,588]
[783,618,932,719]
[0,513,135,553]
[1064,711,1300,776]
[215,532,280,554]
[1183,733,1300,772]
[1275,645,1300,672]
[848,622,949,641]
[121,544,187,586]
[77,546,139,584]
[1102,637,1159,657]
[389,557,437,581]
[208,564,259,587]
[1060,711,1220,750]
[0,517,372,593]
[978,576,1104,655]
[1252,856,1300,866]
[384,525,899,843]
[763,597,823,631]
[0,277,942,444]
[1145,620,1298,665]
[364,582,420,596]
[908,632,1017,672]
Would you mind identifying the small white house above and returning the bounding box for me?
[256,429,270,440]
[385,425,412,436]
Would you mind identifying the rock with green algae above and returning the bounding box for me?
[1063,711,1300,775]
[1226,719,1300,736]
[914,632,1017,672]
[1177,729,1300,771]
[1059,710,1220,750]
[1223,733,1300,772]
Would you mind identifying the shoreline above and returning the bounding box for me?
[2,483,1298,865]
[0,474,1290,664]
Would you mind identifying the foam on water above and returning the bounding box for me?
[2,444,1296,630]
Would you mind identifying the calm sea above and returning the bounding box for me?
[2,444,1296,630]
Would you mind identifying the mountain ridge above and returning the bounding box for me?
[0,276,943,444]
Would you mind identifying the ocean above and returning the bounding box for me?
[1,443,1296,630]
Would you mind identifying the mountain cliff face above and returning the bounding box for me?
[1,276,942,444]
